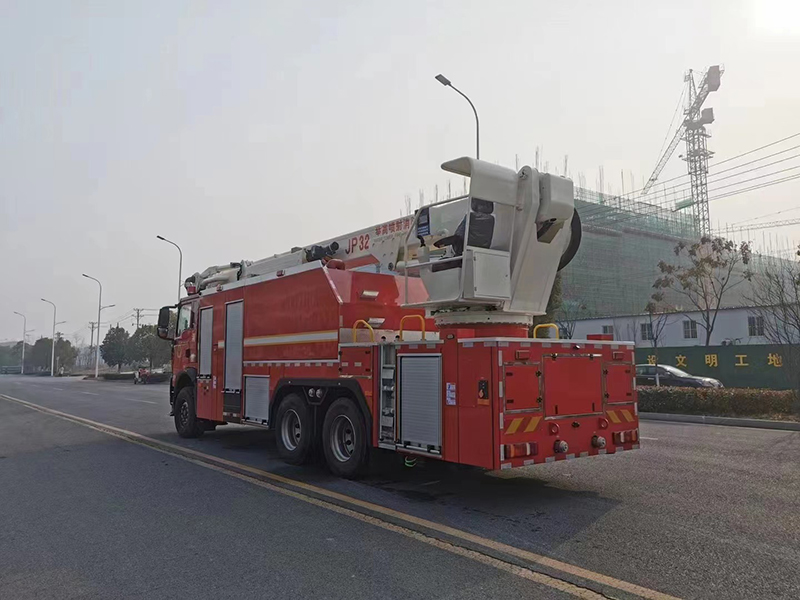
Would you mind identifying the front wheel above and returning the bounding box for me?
[274,394,313,465]
[174,386,204,438]
[322,397,369,478]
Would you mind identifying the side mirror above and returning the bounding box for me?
[157,306,173,340]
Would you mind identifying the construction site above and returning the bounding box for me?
[552,64,800,319]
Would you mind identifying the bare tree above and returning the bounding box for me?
[653,236,751,346]
[554,297,587,339]
[644,294,678,386]
[746,250,800,398]
[532,273,563,337]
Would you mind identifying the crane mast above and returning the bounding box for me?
[642,66,723,236]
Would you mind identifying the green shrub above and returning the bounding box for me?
[638,386,797,417]
[101,372,134,380]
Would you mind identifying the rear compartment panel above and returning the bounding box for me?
[542,354,603,417]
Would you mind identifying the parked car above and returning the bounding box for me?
[635,364,723,388]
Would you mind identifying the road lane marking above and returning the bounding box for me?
[80,392,100,396]
[0,393,679,600]
[641,437,659,441]
[122,398,157,405]
[0,394,599,599]
[52,387,65,391]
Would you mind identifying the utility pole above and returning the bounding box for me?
[134,308,143,328]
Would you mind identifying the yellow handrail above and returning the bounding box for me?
[399,314,426,341]
[533,323,560,339]
[352,320,375,343]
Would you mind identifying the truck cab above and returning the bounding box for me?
[158,299,198,413]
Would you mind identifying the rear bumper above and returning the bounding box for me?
[497,406,640,470]
[499,441,639,469]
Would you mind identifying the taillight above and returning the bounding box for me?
[504,442,538,459]
[613,429,639,444]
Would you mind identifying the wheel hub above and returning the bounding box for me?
[330,414,355,463]
[281,409,302,451]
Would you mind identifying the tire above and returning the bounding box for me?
[322,397,369,478]
[274,393,313,465]
[173,386,204,438]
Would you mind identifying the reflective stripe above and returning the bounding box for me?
[244,330,338,346]
[524,416,542,433]
[505,417,524,435]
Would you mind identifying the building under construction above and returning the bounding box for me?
[561,64,730,318]
[561,188,698,317]
[562,186,791,319]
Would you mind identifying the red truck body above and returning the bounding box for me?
[168,261,639,474]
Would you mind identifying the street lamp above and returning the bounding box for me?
[435,73,480,160]
[82,274,102,379]
[98,304,116,341]
[41,298,57,376]
[157,235,183,303]
[12,311,26,375]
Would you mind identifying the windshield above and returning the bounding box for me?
[661,365,690,377]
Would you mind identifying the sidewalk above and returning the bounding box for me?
[640,412,800,431]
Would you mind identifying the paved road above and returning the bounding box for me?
[1,376,799,599]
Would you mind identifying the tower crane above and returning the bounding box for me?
[642,65,723,236]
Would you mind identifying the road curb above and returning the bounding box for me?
[640,412,800,431]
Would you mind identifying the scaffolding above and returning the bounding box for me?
[560,186,784,318]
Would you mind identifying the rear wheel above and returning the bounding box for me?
[322,397,368,478]
[174,386,204,438]
[275,394,313,465]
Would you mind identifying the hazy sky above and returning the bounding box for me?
[2,0,800,343]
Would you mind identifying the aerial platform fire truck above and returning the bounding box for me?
[157,157,639,478]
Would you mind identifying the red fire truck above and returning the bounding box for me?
[157,157,639,478]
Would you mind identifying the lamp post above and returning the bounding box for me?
[157,235,183,303]
[41,298,57,376]
[82,274,102,379]
[12,311,26,374]
[435,73,480,159]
